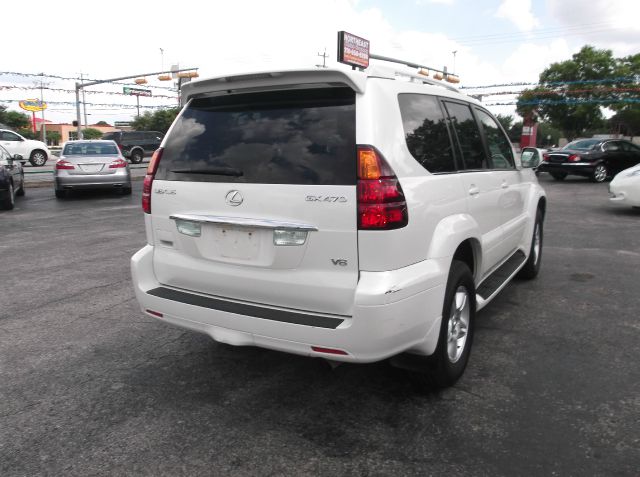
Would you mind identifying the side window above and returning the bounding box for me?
[1,131,21,141]
[604,141,620,152]
[624,142,640,153]
[443,101,486,170]
[398,94,456,173]
[475,109,514,169]
[0,146,9,161]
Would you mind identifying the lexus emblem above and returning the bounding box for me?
[225,190,244,206]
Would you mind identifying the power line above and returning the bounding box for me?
[462,77,638,89]
[450,21,613,42]
[0,71,178,91]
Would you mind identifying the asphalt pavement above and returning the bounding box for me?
[0,175,639,476]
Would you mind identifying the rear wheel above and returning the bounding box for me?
[29,150,47,167]
[1,182,15,210]
[407,261,476,389]
[550,172,567,181]
[130,150,144,164]
[592,163,608,183]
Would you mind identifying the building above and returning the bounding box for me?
[36,123,117,145]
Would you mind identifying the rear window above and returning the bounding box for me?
[63,143,119,155]
[155,87,356,185]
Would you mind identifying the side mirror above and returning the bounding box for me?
[13,154,23,162]
[6,157,14,166]
[520,150,538,169]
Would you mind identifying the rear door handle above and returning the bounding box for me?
[468,186,480,196]
[501,181,509,189]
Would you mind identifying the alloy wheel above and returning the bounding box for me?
[447,286,470,363]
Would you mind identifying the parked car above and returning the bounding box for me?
[102,130,163,164]
[130,65,546,388]
[0,129,50,166]
[54,140,131,198]
[538,138,640,182]
[609,163,640,208]
[0,144,25,210]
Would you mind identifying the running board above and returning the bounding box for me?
[476,250,526,307]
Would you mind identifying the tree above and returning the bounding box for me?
[516,46,620,139]
[46,131,61,146]
[131,108,180,133]
[95,121,110,126]
[0,105,31,130]
[82,128,103,139]
[495,114,522,142]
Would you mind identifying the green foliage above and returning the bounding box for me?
[17,128,37,139]
[95,121,110,126]
[82,128,103,139]
[46,131,61,145]
[131,108,180,133]
[515,46,638,139]
[0,105,31,130]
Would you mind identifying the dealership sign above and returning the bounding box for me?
[337,31,370,69]
[123,87,152,97]
[19,99,47,112]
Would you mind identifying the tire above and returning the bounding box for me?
[518,208,543,279]
[420,261,476,388]
[591,163,608,183]
[55,188,66,199]
[550,172,567,181]
[130,149,144,164]
[1,182,15,210]
[29,150,48,167]
[15,173,25,196]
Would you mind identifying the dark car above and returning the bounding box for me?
[538,138,640,183]
[0,144,25,210]
[101,130,164,164]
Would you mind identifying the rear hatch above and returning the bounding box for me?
[149,87,358,316]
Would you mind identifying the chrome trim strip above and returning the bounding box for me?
[169,214,318,231]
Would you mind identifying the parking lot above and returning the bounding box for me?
[1,175,639,476]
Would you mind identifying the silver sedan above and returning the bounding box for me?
[54,140,132,198]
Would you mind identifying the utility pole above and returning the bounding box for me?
[80,73,89,129]
[452,50,457,74]
[316,49,329,68]
[74,67,197,139]
[37,75,49,143]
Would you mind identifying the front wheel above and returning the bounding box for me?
[16,173,25,196]
[592,164,608,183]
[518,209,543,279]
[29,150,48,167]
[1,182,15,210]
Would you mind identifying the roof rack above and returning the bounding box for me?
[369,53,460,93]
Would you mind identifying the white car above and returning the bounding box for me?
[0,129,50,166]
[131,64,546,387]
[609,163,640,208]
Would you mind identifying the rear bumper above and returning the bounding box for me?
[131,245,447,363]
[537,162,594,175]
[609,180,640,206]
[55,170,131,189]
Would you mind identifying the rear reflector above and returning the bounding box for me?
[568,154,581,162]
[109,158,128,168]
[143,147,163,214]
[357,145,408,230]
[146,309,163,318]
[311,346,349,356]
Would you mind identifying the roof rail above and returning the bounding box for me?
[369,53,461,93]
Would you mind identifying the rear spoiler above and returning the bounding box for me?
[180,68,367,105]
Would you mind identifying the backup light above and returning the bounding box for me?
[274,229,308,246]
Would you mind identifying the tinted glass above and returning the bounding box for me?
[622,141,640,152]
[443,102,486,170]
[398,94,456,173]
[563,139,600,150]
[63,142,119,155]
[156,88,356,184]
[1,131,21,141]
[125,132,144,141]
[0,145,10,161]
[102,132,121,142]
[476,109,514,168]
[604,141,621,152]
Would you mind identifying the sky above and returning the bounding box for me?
[2,0,639,125]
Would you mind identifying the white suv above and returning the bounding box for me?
[131,65,546,387]
[0,129,50,166]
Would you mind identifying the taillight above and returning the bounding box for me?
[357,145,408,230]
[542,153,549,162]
[568,154,581,162]
[109,158,128,168]
[55,160,75,170]
[142,147,163,214]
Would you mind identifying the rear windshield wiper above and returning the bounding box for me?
[170,167,243,177]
